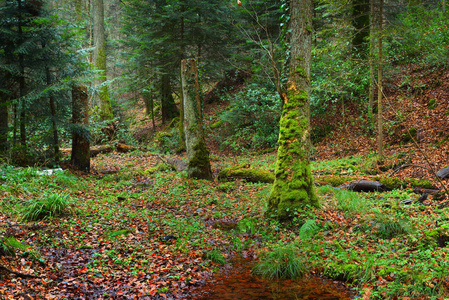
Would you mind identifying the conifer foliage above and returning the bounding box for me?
[0,0,87,163]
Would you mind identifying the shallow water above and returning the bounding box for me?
[186,257,353,300]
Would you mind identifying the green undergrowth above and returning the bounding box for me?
[0,152,448,298]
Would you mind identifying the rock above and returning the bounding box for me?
[166,157,188,172]
[163,235,177,241]
[36,168,63,176]
[338,180,386,192]
[436,166,449,179]
[400,199,414,205]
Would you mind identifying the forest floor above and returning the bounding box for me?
[1,66,449,299]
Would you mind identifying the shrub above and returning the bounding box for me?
[217,84,281,151]
[20,192,72,221]
[386,7,449,66]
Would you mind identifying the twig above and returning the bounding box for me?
[0,264,42,279]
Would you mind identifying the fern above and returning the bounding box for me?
[299,219,318,240]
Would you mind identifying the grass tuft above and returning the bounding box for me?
[20,192,72,221]
[253,243,306,280]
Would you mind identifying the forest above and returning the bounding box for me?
[1,0,449,298]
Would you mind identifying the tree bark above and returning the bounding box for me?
[92,0,112,120]
[71,86,90,171]
[181,59,212,180]
[377,0,383,158]
[18,0,26,152]
[0,93,8,153]
[267,0,318,220]
[46,67,60,164]
[368,0,376,113]
[160,73,177,124]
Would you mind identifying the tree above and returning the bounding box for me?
[267,0,318,220]
[92,0,113,120]
[71,86,90,171]
[377,0,383,158]
[181,59,212,180]
[0,0,89,164]
[0,88,8,152]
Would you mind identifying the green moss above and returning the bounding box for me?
[428,98,436,109]
[374,177,404,190]
[373,176,435,190]
[218,163,274,183]
[294,66,308,79]
[187,140,212,180]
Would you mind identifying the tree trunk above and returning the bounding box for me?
[181,59,212,180]
[160,73,177,124]
[46,67,60,164]
[377,0,383,158]
[267,0,318,220]
[18,0,26,152]
[352,0,370,59]
[368,0,376,113]
[0,94,8,153]
[71,86,90,171]
[13,104,17,147]
[142,91,155,131]
[92,0,112,120]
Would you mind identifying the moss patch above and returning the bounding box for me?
[218,163,274,183]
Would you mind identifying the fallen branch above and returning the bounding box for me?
[0,264,42,279]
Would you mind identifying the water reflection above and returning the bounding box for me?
[187,257,353,300]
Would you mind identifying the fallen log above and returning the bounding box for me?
[61,145,113,157]
[338,180,386,192]
[218,164,274,183]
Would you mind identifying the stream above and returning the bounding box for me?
[185,256,354,299]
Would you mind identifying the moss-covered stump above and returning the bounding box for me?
[218,164,274,183]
